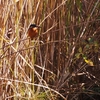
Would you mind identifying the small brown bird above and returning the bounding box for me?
[27,24,41,40]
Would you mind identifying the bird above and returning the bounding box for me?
[27,24,41,40]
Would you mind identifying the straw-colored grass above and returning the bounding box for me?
[0,0,100,100]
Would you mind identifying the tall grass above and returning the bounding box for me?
[0,0,100,100]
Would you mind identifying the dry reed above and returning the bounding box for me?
[0,0,100,100]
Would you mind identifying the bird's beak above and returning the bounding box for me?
[36,25,41,28]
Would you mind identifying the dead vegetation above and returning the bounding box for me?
[0,0,100,100]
